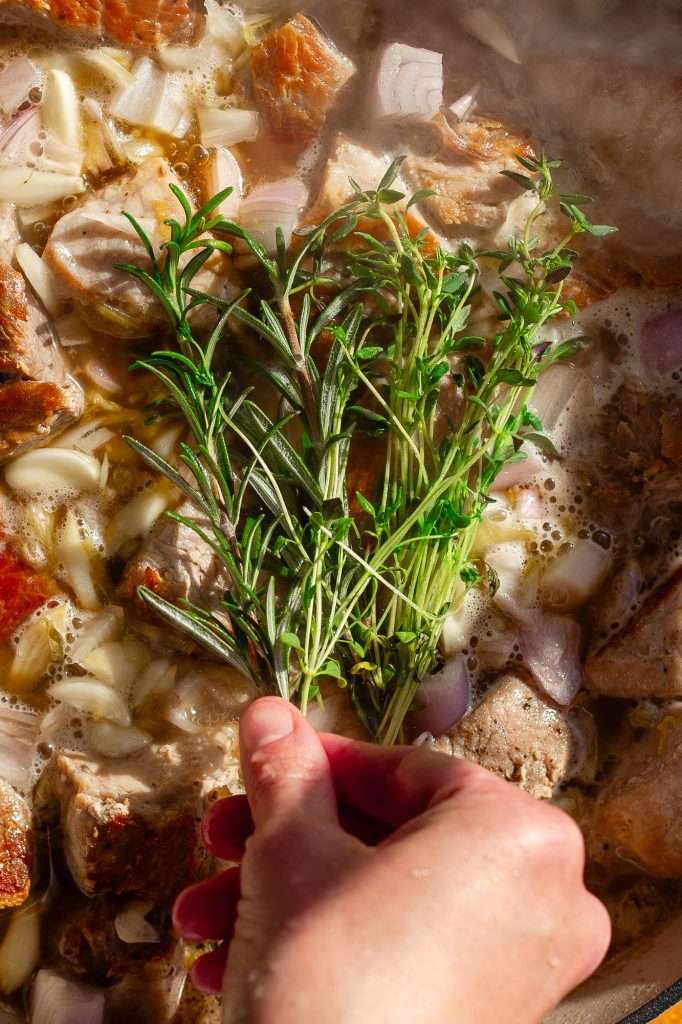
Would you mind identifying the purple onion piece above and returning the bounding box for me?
[640,309,682,375]
[410,655,471,736]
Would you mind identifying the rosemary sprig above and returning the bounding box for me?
[118,154,613,743]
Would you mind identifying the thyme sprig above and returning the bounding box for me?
[117,154,613,742]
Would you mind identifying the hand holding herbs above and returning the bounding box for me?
[118,154,613,743]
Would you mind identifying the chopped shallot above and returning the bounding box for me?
[133,658,177,707]
[529,363,583,433]
[49,678,131,726]
[78,48,132,88]
[0,106,41,165]
[541,539,612,610]
[70,606,125,664]
[371,43,443,123]
[0,167,84,206]
[238,178,308,253]
[411,654,471,735]
[105,482,174,556]
[0,57,41,116]
[519,611,582,706]
[0,705,38,791]
[55,312,92,348]
[88,721,151,759]
[43,69,81,167]
[111,58,186,137]
[56,508,101,611]
[485,541,537,624]
[5,449,100,494]
[114,901,160,944]
[14,243,62,317]
[206,146,242,219]
[198,106,260,148]
[205,0,244,52]
[82,638,150,691]
[30,970,105,1024]
[449,84,480,122]
[640,309,682,375]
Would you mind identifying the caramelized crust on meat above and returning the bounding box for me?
[0,262,32,377]
[251,14,355,143]
[0,544,56,643]
[0,0,196,49]
[0,379,75,461]
[0,780,31,909]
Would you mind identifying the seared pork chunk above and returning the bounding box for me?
[44,159,229,339]
[121,501,230,607]
[0,261,83,462]
[251,14,356,144]
[403,117,534,241]
[38,724,241,902]
[435,673,595,799]
[589,711,682,878]
[0,0,196,49]
[586,567,682,699]
[0,780,31,909]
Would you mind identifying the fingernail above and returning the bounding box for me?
[242,699,294,750]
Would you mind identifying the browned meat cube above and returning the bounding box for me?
[0,0,196,49]
[251,14,355,144]
[585,567,682,699]
[0,261,83,462]
[120,501,230,608]
[39,724,241,902]
[0,779,31,909]
[403,117,534,241]
[589,712,682,878]
[435,672,596,799]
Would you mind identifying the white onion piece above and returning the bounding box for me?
[206,146,242,219]
[0,706,38,791]
[81,98,125,164]
[82,639,150,691]
[71,607,125,664]
[198,106,260,148]
[111,58,185,136]
[459,8,521,64]
[0,106,41,165]
[411,654,470,735]
[8,604,66,692]
[114,901,159,944]
[0,58,41,116]
[0,167,84,206]
[640,309,682,375]
[0,902,41,995]
[78,48,132,88]
[492,443,544,492]
[105,483,173,556]
[542,539,612,610]
[14,243,62,317]
[238,178,308,253]
[519,611,582,706]
[88,721,151,759]
[449,84,480,122]
[84,357,123,395]
[485,541,537,624]
[150,421,184,461]
[132,657,176,708]
[123,137,164,164]
[529,363,583,433]
[49,678,131,726]
[43,69,81,163]
[205,0,244,51]
[5,448,100,494]
[371,43,443,123]
[57,508,101,611]
[31,970,105,1024]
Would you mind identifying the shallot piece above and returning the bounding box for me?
[198,107,260,148]
[492,443,544,492]
[0,706,38,791]
[449,84,480,122]
[31,970,104,1024]
[206,146,242,220]
[410,654,471,735]
[4,448,100,494]
[640,309,682,375]
[0,58,41,116]
[519,611,582,706]
[541,539,612,611]
[238,178,309,253]
[459,8,521,65]
[0,106,41,165]
[485,541,537,624]
[371,43,443,123]
[114,900,160,944]
[111,58,186,137]
[529,363,584,433]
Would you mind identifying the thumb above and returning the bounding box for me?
[240,697,338,830]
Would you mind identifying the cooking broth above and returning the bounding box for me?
[0,0,681,1018]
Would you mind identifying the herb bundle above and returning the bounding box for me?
[118,154,613,742]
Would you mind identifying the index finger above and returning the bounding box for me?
[320,733,491,828]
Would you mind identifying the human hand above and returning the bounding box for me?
[173,697,610,1024]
